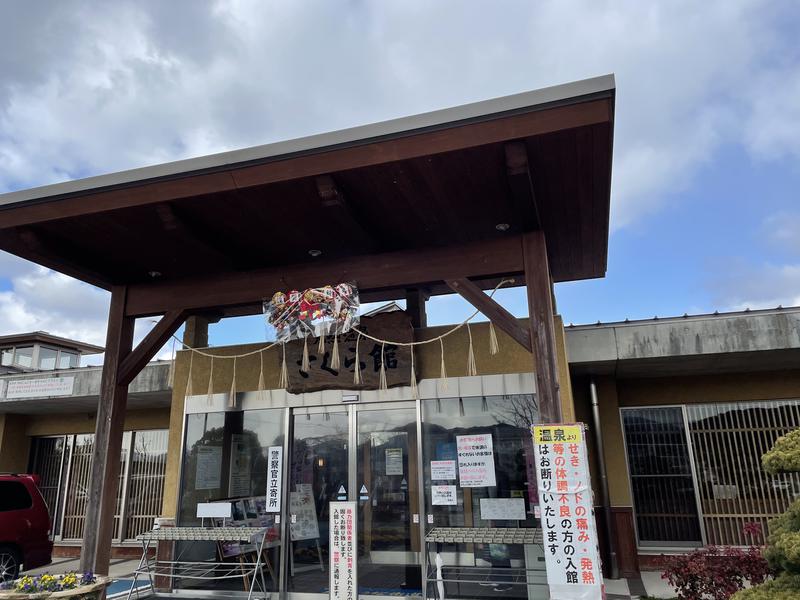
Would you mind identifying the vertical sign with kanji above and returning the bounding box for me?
[532,424,603,600]
[329,501,357,600]
[265,446,283,513]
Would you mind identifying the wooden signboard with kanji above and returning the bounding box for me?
[284,310,414,394]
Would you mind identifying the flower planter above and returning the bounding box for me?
[0,576,111,600]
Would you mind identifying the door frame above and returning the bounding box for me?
[285,399,424,600]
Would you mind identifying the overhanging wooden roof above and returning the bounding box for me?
[0,75,615,317]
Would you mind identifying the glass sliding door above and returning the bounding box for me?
[287,408,349,595]
[286,402,421,600]
[621,407,703,546]
[356,405,421,599]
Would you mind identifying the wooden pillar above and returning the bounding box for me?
[523,231,562,423]
[183,315,210,348]
[405,288,428,329]
[80,286,134,575]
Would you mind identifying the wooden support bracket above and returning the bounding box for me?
[118,308,188,386]
[445,278,532,353]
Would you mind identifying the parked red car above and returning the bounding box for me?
[0,474,52,583]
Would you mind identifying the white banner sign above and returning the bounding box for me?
[5,376,75,399]
[431,485,457,505]
[266,446,283,512]
[330,501,357,600]
[430,460,456,481]
[456,433,496,487]
[532,424,603,600]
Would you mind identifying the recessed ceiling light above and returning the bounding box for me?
[148,271,162,278]
[308,249,322,257]
[495,223,510,232]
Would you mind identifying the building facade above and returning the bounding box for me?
[0,332,172,557]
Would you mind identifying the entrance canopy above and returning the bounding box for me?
[0,75,614,319]
[0,74,615,576]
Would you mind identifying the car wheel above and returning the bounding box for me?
[0,546,20,583]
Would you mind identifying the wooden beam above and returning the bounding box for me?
[504,142,541,230]
[124,236,525,317]
[523,231,561,423]
[405,288,429,328]
[0,99,612,229]
[315,175,376,250]
[445,278,531,353]
[118,309,188,386]
[12,227,111,289]
[80,286,134,576]
[154,203,241,270]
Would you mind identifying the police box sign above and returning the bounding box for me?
[265,446,283,513]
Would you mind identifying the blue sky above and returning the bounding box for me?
[0,1,798,354]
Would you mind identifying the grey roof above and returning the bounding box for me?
[566,305,800,376]
[0,74,615,208]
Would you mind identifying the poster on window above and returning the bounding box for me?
[229,434,251,497]
[290,483,320,541]
[456,433,496,487]
[329,501,357,600]
[266,446,283,512]
[432,485,457,505]
[385,448,404,476]
[532,424,603,600]
[195,445,222,490]
[431,460,457,481]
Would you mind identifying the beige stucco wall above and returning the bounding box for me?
[0,413,30,472]
[24,408,171,437]
[161,316,574,518]
[574,368,800,510]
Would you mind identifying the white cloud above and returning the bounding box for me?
[711,261,800,311]
[762,211,800,254]
[1,0,800,345]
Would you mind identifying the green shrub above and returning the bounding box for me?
[731,573,800,600]
[762,429,800,474]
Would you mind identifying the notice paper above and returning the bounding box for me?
[430,460,456,481]
[385,448,404,476]
[432,485,457,506]
[195,446,222,490]
[479,497,526,521]
[456,433,496,487]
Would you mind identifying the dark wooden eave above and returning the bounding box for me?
[0,75,615,308]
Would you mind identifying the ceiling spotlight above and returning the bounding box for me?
[308,249,322,257]
[495,223,510,232]
[148,271,162,278]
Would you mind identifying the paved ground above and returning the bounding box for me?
[25,560,677,599]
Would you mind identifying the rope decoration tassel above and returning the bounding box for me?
[439,338,448,390]
[353,332,363,385]
[331,331,340,371]
[206,356,215,406]
[301,336,310,373]
[466,323,477,376]
[278,344,289,390]
[184,351,194,398]
[317,332,325,355]
[229,357,237,408]
[378,342,388,391]
[257,350,266,399]
[410,345,418,399]
[488,321,500,355]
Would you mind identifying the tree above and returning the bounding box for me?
[733,428,800,600]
